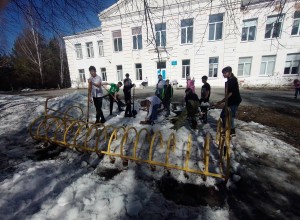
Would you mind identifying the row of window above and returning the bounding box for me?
[237,54,300,76]
[75,11,300,59]
[75,41,104,59]
[78,53,299,83]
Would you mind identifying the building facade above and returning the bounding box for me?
[64,0,300,88]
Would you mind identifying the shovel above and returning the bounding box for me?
[132,86,137,117]
[101,85,125,107]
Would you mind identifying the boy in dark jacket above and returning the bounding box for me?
[162,79,173,117]
[217,66,242,136]
[123,78,135,117]
[199,75,211,123]
[185,88,200,128]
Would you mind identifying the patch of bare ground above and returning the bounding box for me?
[237,106,300,149]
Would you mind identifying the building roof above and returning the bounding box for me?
[63,27,102,39]
[76,27,102,35]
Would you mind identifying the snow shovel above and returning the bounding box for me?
[101,85,126,107]
[132,86,137,117]
[86,82,92,128]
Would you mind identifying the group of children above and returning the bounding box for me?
[88,65,241,135]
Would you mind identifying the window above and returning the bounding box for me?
[113,30,123,52]
[101,68,107,81]
[265,15,284,39]
[182,60,190,78]
[132,27,143,50]
[241,19,257,41]
[181,18,193,44]
[75,44,83,59]
[155,23,166,47]
[117,65,123,81]
[135,63,142,80]
[260,56,276,76]
[238,57,252,77]
[291,11,300,36]
[209,57,218,77]
[98,41,104,56]
[86,42,94,58]
[284,54,300,75]
[209,13,223,41]
[79,69,86,82]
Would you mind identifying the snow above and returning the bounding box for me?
[0,91,300,219]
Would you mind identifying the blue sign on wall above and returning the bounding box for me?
[171,61,177,66]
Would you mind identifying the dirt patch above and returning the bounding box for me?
[237,106,300,149]
[158,174,226,207]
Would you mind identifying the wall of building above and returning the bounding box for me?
[64,0,300,88]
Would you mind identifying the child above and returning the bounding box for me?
[140,96,161,124]
[199,75,211,123]
[185,88,200,128]
[156,74,165,99]
[217,66,242,136]
[87,66,106,124]
[293,79,300,99]
[123,78,135,117]
[186,76,195,93]
[162,79,173,117]
[103,81,124,115]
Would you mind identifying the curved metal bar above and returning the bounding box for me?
[148,131,163,162]
[106,126,126,154]
[64,106,84,120]
[184,134,192,171]
[133,128,151,160]
[204,133,211,174]
[165,133,176,165]
[120,127,138,157]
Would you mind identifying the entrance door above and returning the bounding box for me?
[157,61,166,79]
[117,65,123,81]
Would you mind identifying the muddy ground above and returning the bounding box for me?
[237,106,300,149]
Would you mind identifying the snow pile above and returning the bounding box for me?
[0,92,299,220]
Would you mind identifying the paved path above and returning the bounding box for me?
[1,86,299,109]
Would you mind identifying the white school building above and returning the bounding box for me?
[64,0,300,88]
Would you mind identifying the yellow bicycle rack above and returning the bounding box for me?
[29,97,232,181]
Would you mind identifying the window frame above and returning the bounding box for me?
[284,54,300,75]
[208,13,223,41]
[78,69,86,83]
[291,11,300,36]
[264,15,284,39]
[135,63,143,80]
[237,57,252,77]
[112,30,123,52]
[75,44,83,59]
[181,18,193,44]
[116,65,123,81]
[182,59,190,79]
[98,40,104,57]
[101,67,107,81]
[86,42,94,58]
[208,57,219,78]
[155,23,166,47]
[241,19,257,42]
[259,55,276,76]
[132,27,143,50]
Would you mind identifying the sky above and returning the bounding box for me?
[0,0,117,53]
[0,90,300,219]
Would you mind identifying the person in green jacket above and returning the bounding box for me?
[161,79,173,117]
[103,81,124,115]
